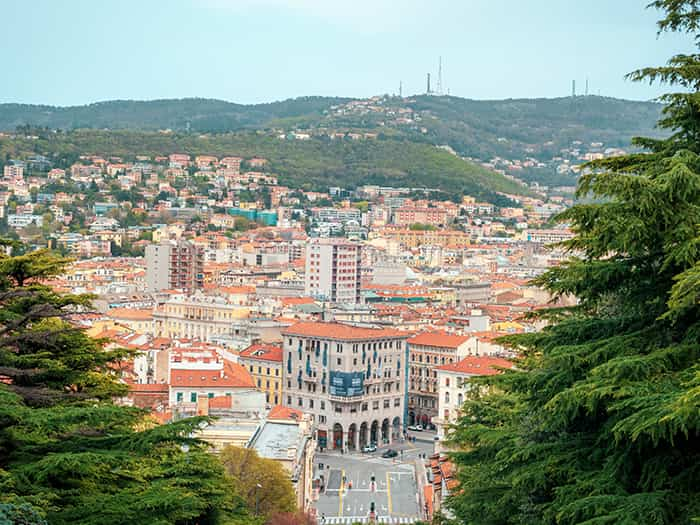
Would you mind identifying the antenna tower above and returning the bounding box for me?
[399,81,403,98]
[437,56,443,95]
[572,79,576,97]
[427,73,431,95]
[585,77,589,96]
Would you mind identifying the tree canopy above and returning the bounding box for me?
[0,245,252,524]
[446,2,700,524]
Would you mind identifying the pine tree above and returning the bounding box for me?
[0,245,252,524]
[446,2,700,524]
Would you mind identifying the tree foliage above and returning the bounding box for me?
[220,446,297,519]
[0,246,251,524]
[446,3,700,524]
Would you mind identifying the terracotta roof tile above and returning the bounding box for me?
[436,355,514,375]
[282,321,406,341]
[407,331,469,349]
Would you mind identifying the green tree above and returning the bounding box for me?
[0,245,251,524]
[447,3,700,524]
[220,446,297,519]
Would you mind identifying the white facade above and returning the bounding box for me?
[304,238,361,304]
[282,322,408,452]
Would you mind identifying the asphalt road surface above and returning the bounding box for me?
[313,439,433,524]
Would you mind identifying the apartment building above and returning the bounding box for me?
[282,321,408,451]
[433,355,514,443]
[304,238,362,304]
[145,238,204,292]
[153,293,249,341]
[407,331,471,427]
[238,343,283,405]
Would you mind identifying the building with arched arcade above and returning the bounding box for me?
[281,321,409,451]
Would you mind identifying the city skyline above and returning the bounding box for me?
[0,0,694,106]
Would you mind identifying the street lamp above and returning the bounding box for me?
[254,483,262,515]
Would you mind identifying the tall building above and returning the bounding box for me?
[407,331,471,428]
[304,238,362,304]
[282,321,408,452]
[145,238,203,292]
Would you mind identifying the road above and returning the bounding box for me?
[313,438,434,524]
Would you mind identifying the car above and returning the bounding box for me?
[362,444,377,453]
[381,449,398,458]
[407,424,423,431]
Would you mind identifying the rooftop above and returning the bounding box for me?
[408,331,470,349]
[436,355,514,376]
[282,321,406,341]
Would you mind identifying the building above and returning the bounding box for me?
[153,293,249,341]
[407,331,471,427]
[106,308,154,334]
[248,406,316,512]
[145,238,203,292]
[238,343,283,405]
[282,321,408,452]
[7,214,43,228]
[433,355,514,443]
[169,358,256,408]
[304,238,362,304]
[3,164,24,179]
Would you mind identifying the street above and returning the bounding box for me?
[313,436,435,524]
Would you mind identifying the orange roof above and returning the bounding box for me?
[268,405,303,421]
[407,331,469,349]
[436,355,514,376]
[108,308,153,321]
[239,343,283,363]
[282,321,406,341]
[208,396,233,409]
[280,296,316,306]
[424,485,434,516]
[170,362,255,388]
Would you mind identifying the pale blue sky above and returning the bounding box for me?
[0,0,693,106]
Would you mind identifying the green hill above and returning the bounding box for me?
[0,130,526,203]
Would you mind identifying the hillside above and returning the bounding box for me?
[1,95,662,159]
[0,97,351,132]
[0,130,526,203]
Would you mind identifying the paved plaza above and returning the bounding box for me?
[313,435,435,524]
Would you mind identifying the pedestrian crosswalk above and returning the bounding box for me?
[321,517,417,524]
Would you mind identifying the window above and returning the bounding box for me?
[287,396,292,404]
[309,399,314,409]
[335,406,342,413]
[337,358,342,366]
[176,392,183,402]
[275,369,279,376]
[458,393,463,405]
[394,398,401,407]
[257,379,261,387]
[445,392,450,403]
[266,367,270,375]
[362,402,368,411]
[320,401,325,410]
[373,400,379,410]
[208,392,214,399]
[298,397,303,406]
[383,399,390,408]
[445,378,450,387]
[190,392,197,402]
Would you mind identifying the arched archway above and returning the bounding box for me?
[409,411,416,425]
[333,423,343,450]
[392,416,401,440]
[359,422,368,449]
[347,423,357,450]
[370,420,379,445]
[381,418,389,444]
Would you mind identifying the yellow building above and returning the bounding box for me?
[238,343,283,405]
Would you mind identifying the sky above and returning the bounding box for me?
[0,0,694,106]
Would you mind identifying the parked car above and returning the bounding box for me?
[381,449,398,458]
[362,443,377,453]
[407,424,423,431]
